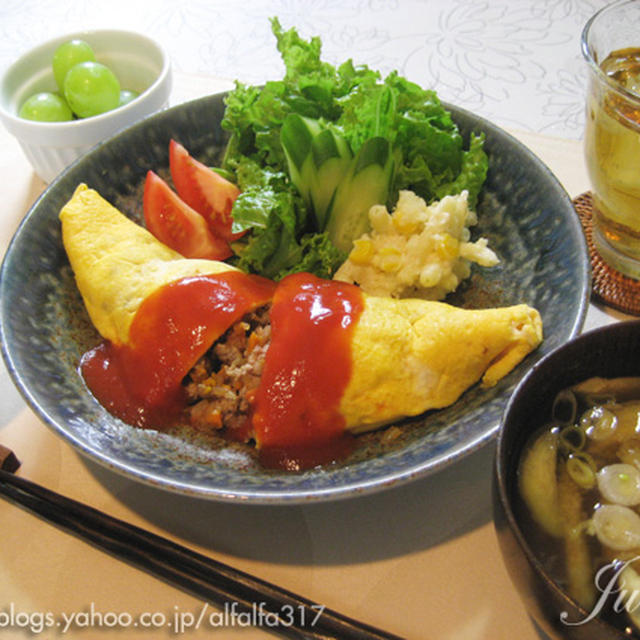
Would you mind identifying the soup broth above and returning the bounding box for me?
[517,377,640,633]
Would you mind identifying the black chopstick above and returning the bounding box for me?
[0,467,403,640]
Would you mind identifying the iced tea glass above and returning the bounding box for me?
[583,0,640,280]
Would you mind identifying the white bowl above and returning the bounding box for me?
[0,29,172,183]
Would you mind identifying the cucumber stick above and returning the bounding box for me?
[325,136,395,254]
[280,113,322,206]
[281,114,395,253]
[309,129,352,229]
[281,113,352,229]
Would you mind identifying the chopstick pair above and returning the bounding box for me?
[0,446,402,640]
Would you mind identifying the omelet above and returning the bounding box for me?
[60,184,543,441]
[342,295,542,432]
[60,184,236,346]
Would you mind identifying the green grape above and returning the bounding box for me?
[52,39,96,92]
[64,61,120,118]
[118,89,139,107]
[18,91,74,122]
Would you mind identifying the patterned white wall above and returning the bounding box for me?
[0,0,610,139]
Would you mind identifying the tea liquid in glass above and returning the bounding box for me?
[585,47,640,266]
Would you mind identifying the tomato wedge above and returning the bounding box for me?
[143,170,233,261]
[169,139,243,241]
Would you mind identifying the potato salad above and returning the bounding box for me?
[333,190,499,300]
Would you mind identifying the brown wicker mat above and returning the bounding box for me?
[573,191,640,316]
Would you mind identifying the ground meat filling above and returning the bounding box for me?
[183,304,271,439]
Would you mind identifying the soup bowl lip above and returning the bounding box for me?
[495,318,640,634]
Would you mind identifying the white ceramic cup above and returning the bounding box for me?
[0,29,172,183]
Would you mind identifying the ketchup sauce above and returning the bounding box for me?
[252,273,364,470]
[80,271,364,470]
[80,271,275,429]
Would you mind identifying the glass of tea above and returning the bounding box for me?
[583,0,640,280]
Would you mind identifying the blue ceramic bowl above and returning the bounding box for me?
[0,93,590,503]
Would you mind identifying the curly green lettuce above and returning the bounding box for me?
[220,17,488,280]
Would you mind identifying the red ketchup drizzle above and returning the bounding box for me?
[252,272,364,471]
[80,270,364,471]
[80,271,276,429]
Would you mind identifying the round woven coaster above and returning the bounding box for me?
[573,191,640,316]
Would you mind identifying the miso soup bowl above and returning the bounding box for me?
[493,319,640,640]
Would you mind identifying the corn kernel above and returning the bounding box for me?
[441,272,460,291]
[419,263,441,288]
[380,257,400,273]
[369,206,393,233]
[379,247,401,272]
[436,233,460,260]
[392,210,419,235]
[349,238,375,265]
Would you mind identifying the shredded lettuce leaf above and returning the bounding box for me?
[220,17,488,279]
[229,159,345,280]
